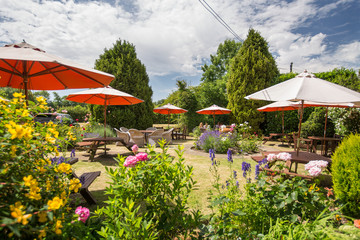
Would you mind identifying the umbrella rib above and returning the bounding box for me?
[56,63,107,86]
[29,65,69,77]
[0,60,23,76]
[34,62,67,88]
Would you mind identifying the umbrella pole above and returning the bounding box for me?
[282,110,285,145]
[213,114,215,130]
[23,61,29,103]
[104,100,107,155]
[296,100,304,156]
[168,114,170,129]
[322,107,328,155]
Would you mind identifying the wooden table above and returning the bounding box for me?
[263,133,292,146]
[308,136,342,156]
[82,137,130,161]
[251,151,331,179]
[139,130,154,143]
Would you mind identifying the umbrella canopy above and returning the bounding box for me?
[196,104,231,128]
[246,70,360,103]
[66,86,143,154]
[246,70,360,154]
[153,103,188,128]
[0,41,114,98]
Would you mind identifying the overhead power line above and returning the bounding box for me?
[198,0,242,42]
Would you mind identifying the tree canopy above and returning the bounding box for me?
[93,39,153,129]
[227,29,279,133]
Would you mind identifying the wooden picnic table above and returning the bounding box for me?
[263,133,293,146]
[308,136,342,157]
[251,151,331,179]
[82,137,134,161]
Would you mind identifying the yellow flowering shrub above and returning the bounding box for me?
[0,93,82,238]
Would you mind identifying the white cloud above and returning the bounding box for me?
[0,0,359,100]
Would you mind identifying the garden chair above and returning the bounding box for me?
[146,127,157,131]
[128,129,146,147]
[162,128,174,145]
[147,129,165,146]
[292,133,313,152]
[120,127,129,132]
[114,128,130,146]
[173,126,187,140]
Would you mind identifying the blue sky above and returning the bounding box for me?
[0,0,359,101]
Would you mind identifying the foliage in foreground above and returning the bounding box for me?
[0,93,90,239]
[199,150,356,239]
[332,133,360,218]
[97,141,202,239]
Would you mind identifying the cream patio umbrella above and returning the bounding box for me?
[153,103,188,128]
[246,70,360,154]
[0,41,114,99]
[196,104,231,128]
[66,86,143,154]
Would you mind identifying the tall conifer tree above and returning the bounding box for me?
[93,39,153,129]
[227,29,278,132]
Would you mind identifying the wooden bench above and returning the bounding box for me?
[73,171,101,205]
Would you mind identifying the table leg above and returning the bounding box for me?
[89,141,100,162]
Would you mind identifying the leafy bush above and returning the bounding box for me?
[57,105,89,122]
[329,108,360,136]
[263,210,360,239]
[0,93,88,238]
[96,142,201,239]
[201,151,334,239]
[332,134,360,218]
[196,130,238,153]
[301,108,335,138]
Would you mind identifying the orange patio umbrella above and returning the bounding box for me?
[153,103,188,128]
[0,41,114,99]
[258,100,303,136]
[66,86,143,154]
[196,104,231,128]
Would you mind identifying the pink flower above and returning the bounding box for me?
[75,206,90,223]
[123,156,138,167]
[76,119,79,122]
[62,109,68,113]
[136,152,148,162]
[131,144,139,154]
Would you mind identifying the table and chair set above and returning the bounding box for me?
[263,132,343,157]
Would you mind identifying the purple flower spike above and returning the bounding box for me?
[227,149,233,163]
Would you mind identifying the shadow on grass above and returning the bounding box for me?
[70,189,108,211]
[90,151,134,167]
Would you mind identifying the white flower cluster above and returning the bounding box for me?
[266,152,292,162]
[305,160,328,177]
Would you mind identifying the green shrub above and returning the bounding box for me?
[96,142,201,239]
[332,134,360,218]
[196,130,238,153]
[301,108,335,138]
[58,105,89,122]
[264,210,360,240]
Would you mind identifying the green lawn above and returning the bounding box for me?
[67,138,298,213]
